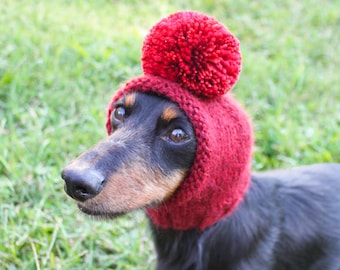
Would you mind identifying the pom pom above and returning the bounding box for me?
[141,11,242,98]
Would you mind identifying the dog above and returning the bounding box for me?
[62,92,340,270]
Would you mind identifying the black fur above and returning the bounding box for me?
[151,164,340,269]
[62,93,340,269]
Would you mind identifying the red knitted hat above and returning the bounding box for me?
[106,11,253,230]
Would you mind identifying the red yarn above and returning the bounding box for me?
[142,12,242,98]
[105,12,253,230]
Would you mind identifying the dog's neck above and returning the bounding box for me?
[148,176,281,269]
[146,165,251,230]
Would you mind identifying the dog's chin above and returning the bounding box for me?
[77,204,126,219]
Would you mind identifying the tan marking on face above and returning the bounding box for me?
[78,158,187,215]
[124,93,136,108]
[161,106,179,122]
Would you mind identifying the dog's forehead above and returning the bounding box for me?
[117,92,184,119]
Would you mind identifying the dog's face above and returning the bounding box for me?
[61,92,197,218]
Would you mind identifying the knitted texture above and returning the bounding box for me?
[105,11,253,230]
[142,11,241,98]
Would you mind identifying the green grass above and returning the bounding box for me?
[1,0,339,269]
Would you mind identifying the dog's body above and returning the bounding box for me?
[62,93,340,269]
[151,164,340,270]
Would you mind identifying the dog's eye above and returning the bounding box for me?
[168,128,189,143]
[113,106,126,121]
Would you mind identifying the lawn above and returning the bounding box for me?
[0,0,339,269]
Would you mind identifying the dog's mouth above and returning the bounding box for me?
[78,204,126,219]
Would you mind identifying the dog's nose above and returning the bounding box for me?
[61,168,105,202]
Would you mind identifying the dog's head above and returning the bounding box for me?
[61,11,253,230]
[62,92,197,218]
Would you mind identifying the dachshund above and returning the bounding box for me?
[62,92,340,270]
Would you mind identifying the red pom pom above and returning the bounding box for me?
[142,11,242,98]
